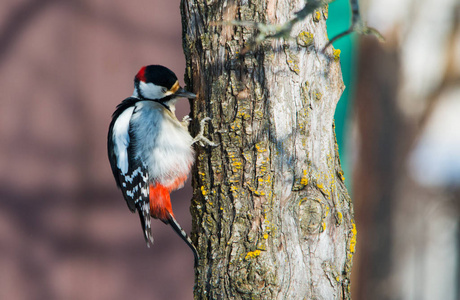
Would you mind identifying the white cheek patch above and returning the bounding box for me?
[138,81,167,100]
[112,106,135,174]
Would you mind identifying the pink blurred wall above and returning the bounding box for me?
[0,0,195,299]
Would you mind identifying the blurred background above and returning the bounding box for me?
[0,0,196,299]
[330,0,460,299]
[0,0,459,299]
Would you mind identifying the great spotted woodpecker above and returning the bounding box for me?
[107,65,212,265]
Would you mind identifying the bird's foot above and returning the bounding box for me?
[182,115,192,127]
[193,117,219,147]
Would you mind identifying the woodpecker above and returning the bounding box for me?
[107,65,211,265]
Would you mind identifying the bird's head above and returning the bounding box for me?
[133,65,195,108]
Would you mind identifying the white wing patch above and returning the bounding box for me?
[112,106,135,174]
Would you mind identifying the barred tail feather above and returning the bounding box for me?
[166,212,199,267]
[137,200,154,247]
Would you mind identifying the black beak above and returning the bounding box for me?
[174,87,196,99]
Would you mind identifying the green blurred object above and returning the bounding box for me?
[326,0,356,187]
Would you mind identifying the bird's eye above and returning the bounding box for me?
[162,87,167,93]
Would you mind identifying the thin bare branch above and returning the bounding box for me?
[322,0,384,52]
[216,0,330,54]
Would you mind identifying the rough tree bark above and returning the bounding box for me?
[181,1,355,299]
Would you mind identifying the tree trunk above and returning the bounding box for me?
[181,1,354,299]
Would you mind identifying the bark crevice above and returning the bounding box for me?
[181,0,353,299]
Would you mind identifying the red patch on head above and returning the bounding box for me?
[149,183,173,221]
[136,66,147,82]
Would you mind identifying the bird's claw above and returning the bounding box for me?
[193,117,219,147]
[182,115,192,126]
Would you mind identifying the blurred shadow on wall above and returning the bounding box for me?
[0,0,178,64]
[0,0,195,299]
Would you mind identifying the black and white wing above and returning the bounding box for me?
[107,98,154,246]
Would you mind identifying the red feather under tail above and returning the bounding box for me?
[149,183,173,222]
[148,181,199,265]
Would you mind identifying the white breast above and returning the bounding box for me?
[130,101,194,186]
